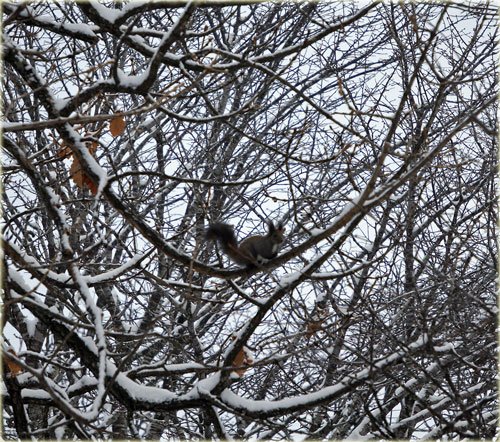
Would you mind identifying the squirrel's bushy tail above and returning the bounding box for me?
[206,222,238,254]
[206,222,255,266]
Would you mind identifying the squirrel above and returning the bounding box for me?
[206,221,285,268]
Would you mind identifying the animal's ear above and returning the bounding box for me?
[275,221,285,233]
[267,220,285,233]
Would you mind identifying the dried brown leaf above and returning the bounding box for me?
[109,115,126,137]
[5,349,23,376]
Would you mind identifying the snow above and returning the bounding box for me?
[219,335,430,415]
[127,362,207,377]
[54,425,65,441]
[52,97,70,112]
[64,123,109,196]
[308,227,325,236]
[44,186,73,251]
[6,241,72,284]
[23,11,98,38]
[85,252,149,284]
[112,370,177,403]
[25,319,38,338]
[21,388,52,401]
[277,271,302,288]
[128,34,149,47]
[87,1,123,24]
[63,22,97,37]
[220,382,344,414]
[64,279,110,421]
[122,1,148,13]
[195,373,222,395]
[67,375,98,394]
[80,336,99,353]
[311,259,373,279]
[3,3,496,438]
[116,66,151,88]
[433,342,455,352]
